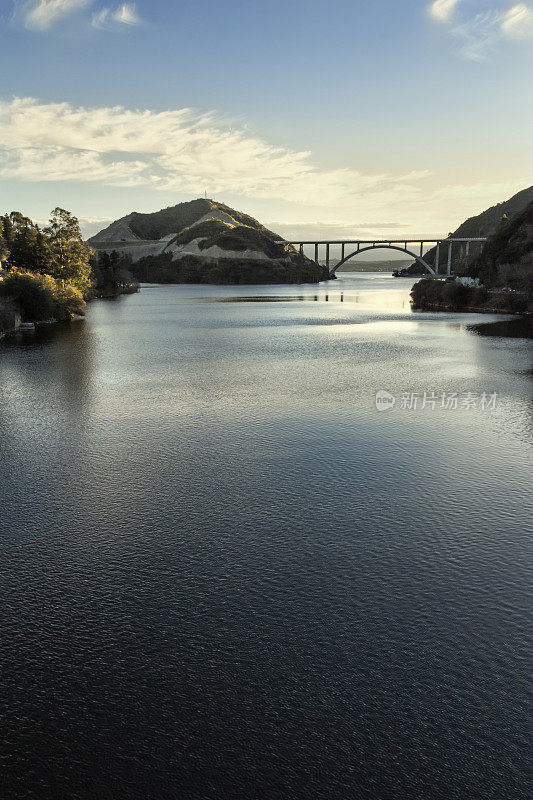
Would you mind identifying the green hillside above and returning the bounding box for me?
[467,199,533,292]
[124,199,276,241]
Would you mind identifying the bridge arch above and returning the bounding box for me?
[330,244,435,276]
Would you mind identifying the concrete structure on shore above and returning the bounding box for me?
[0,300,21,334]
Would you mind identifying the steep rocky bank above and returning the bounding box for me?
[400,185,533,276]
[410,199,533,335]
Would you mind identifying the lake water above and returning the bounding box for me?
[0,272,531,799]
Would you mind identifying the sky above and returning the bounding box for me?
[0,0,532,239]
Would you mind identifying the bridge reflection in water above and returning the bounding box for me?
[208,289,413,311]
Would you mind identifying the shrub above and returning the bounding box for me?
[441,282,472,308]
[52,282,86,321]
[0,273,56,321]
[412,278,476,310]
[411,278,445,308]
[0,272,85,322]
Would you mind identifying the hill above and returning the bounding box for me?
[403,185,533,275]
[411,200,533,323]
[467,199,533,293]
[89,199,329,284]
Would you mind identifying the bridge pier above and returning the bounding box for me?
[326,243,330,272]
[435,242,440,276]
[447,242,453,276]
[315,243,319,264]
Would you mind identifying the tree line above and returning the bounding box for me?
[0,208,135,326]
[0,209,95,293]
[0,208,135,295]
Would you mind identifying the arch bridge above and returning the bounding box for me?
[279,238,487,277]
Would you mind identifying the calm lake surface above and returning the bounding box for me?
[1,272,531,800]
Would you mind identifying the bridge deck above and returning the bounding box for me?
[277,238,487,245]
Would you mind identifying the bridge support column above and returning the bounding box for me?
[466,241,470,258]
[326,243,330,273]
[299,243,303,256]
[435,243,440,276]
[447,242,453,276]
[341,243,345,263]
[314,243,319,264]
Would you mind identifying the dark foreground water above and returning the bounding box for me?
[0,273,532,800]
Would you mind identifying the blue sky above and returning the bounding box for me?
[0,0,532,238]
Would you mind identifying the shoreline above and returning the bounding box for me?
[0,283,139,341]
[468,315,533,339]
[413,303,532,338]
[413,303,528,315]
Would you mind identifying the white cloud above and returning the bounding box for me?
[113,2,139,25]
[452,10,505,60]
[0,98,429,210]
[0,146,149,185]
[24,0,91,30]
[17,0,142,31]
[430,0,462,22]
[90,6,110,27]
[31,213,114,235]
[501,3,533,37]
[429,1,533,59]
[0,98,527,235]
[92,2,141,28]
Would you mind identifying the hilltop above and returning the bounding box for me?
[89,199,329,284]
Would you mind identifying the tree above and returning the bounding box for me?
[0,273,56,322]
[9,224,39,272]
[92,249,135,296]
[1,214,14,251]
[0,219,8,264]
[93,251,116,296]
[6,212,34,235]
[0,272,86,322]
[33,229,53,274]
[44,208,92,296]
